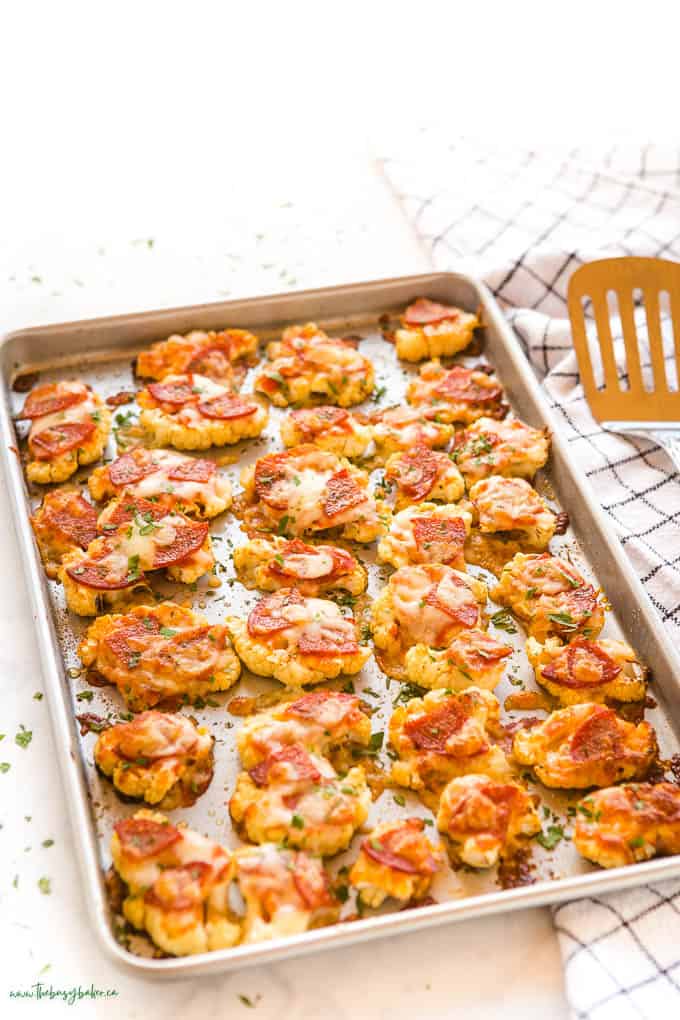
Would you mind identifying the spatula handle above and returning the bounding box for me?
[650,431,680,475]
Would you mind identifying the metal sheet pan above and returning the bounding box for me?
[3,271,680,980]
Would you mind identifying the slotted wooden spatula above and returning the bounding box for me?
[567,256,680,471]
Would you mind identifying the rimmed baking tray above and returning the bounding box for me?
[3,271,680,980]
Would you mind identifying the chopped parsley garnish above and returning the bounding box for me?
[15,725,32,749]
[0,763,10,774]
[393,793,406,807]
[535,824,565,851]
[76,690,94,702]
[547,611,578,630]
[490,610,517,634]
[37,876,51,895]
[368,731,384,752]
[127,554,141,580]
[159,627,178,638]
[291,814,305,829]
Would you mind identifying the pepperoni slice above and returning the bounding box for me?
[114,816,181,858]
[570,707,623,762]
[403,298,461,326]
[104,496,168,527]
[66,558,139,590]
[285,690,356,719]
[19,384,87,420]
[412,516,466,564]
[425,575,479,628]
[145,862,212,910]
[197,393,258,419]
[363,819,436,874]
[186,345,234,377]
[108,452,156,487]
[268,539,355,580]
[167,458,216,483]
[292,854,336,908]
[43,492,98,548]
[435,366,503,404]
[152,519,209,568]
[104,617,160,662]
[297,623,359,657]
[404,699,467,752]
[31,420,96,460]
[254,452,290,508]
[147,380,198,405]
[116,712,199,761]
[247,588,305,636]
[542,639,621,689]
[248,745,321,787]
[291,406,350,435]
[451,631,512,671]
[387,446,440,500]
[323,469,366,519]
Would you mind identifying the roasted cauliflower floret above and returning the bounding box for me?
[280,406,373,460]
[389,688,511,793]
[371,564,487,679]
[236,690,372,770]
[17,380,112,484]
[136,327,259,386]
[453,417,550,486]
[78,602,240,711]
[254,323,374,407]
[407,361,506,424]
[30,488,98,578]
[370,406,454,459]
[491,552,606,641]
[235,844,340,943]
[239,445,387,543]
[229,745,370,854]
[512,703,658,789]
[405,628,512,692]
[94,711,214,809]
[573,783,680,869]
[137,373,268,450]
[393,298,480,362]
[384,446,465,510]
[377,502,472,571]
[468,476,556,549]
[436,775,541,868]
[527,636,646,706]
[233,536,367,597]
[228,588,371,688]
[88,446,232,518]
[349,818,443,907]
[111,810,239,956]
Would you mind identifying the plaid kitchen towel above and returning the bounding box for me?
[382,135,680,1019]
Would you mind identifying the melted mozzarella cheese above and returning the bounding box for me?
[29,392,98,441]
[279,548,335,579]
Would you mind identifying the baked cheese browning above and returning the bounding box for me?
[436,775,541,868]
[30,488,98,578]
[236,690,372,770]
[468,476,556,549]
[135,327,259,386]
[512,703,658,789]
[371,564,488,678]
[377,503,472,571]
[18,380,112,484]
[405,628,513,692]
[384,446,465,510]
[452,417,550,486]
[235,844,340,943]
[137,373,268,450]
[78,602,240,711]
[240,445,387,543]
[111,810,239,956]
[228,588,371,687]
[88,446,232,518]
[229,745,370,855]
[573,783,680,869]
[527,636,646,706]
[280,406,373,460]
[491,552,606,642]
[407,361,506,424]
[94,711,214,809]
[389,688,511,792]
[393,298,480,362]
[254,322,375,407]
[59,496,214,616]
[370,406,455,458]
[349,818,444,907]
[233,536,367,597]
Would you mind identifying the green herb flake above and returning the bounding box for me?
[15,725,33,749]
[37,876,51,895]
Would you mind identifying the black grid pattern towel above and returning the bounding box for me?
[382,136,680,1019]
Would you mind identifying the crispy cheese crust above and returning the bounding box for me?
[78,602,240,711]
[436,775,541,868]
[20,381,112,484]
[384,447,465,510]
[389,688,511,793]
[491,552,606,641]
[94,711,214,809]
[30,488,98,578]
[407,361,506,424]
[469,476,556,549]
[573,783,680,869]
[512,704,658,789]
[377,502,472,571]
[254,323,374,407]
[405,628,512,692]
[527,636,646,706]
[136,328,259,385]
[349,818,443,907]
[370,406,454,458]
[228,588,371,687]
[280,406,373,460]
[394,299,480,362]
[233,536,367,597]
[453,417,550,486]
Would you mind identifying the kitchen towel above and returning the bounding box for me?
[382,135,680,1019]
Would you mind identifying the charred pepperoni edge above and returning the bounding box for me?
[248,745,321,787]
[403,298,461,326]
[323,469,367,519]
[114,816,182,858]
[541,638,622,688]
[247,588,305,636]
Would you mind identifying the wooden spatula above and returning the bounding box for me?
[567,256,680,471]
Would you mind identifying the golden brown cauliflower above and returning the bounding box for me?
[404,628,512,692]
[453,416,550,486]
[135,327,259,386]
[393,298,480,362]
[407,360,506,424]
[384,446,465,510]
[233,536,367,597]
[377,502,472,571]
[30,488,98,578]
[573,783,680,869]
[512,703,658,789]
[280,405,373,459]
[468,476,557,550]
[527,636,646,706]
[349,818,444,907]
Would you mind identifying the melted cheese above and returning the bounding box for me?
[390,565,479,646]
